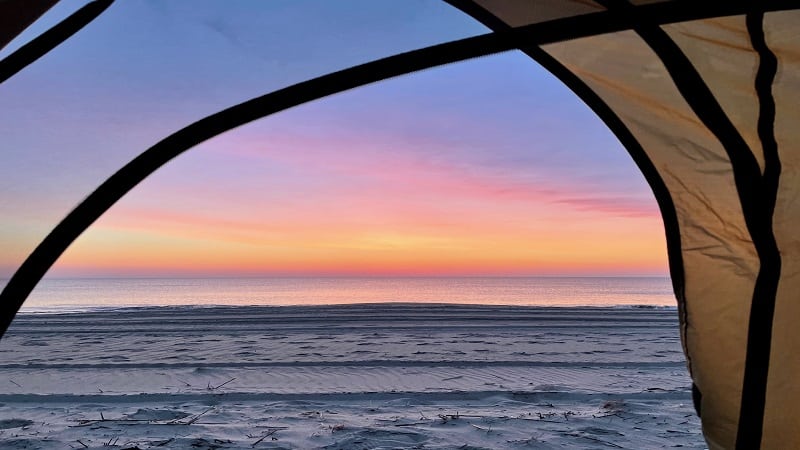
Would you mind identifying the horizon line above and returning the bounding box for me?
[13,274,672,281]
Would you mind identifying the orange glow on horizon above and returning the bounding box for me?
[49,195,668,278]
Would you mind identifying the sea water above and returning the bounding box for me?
[15,277,675,312]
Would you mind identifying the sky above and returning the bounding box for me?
[0,0,668,279]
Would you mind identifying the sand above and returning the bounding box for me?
[0,304,705,449]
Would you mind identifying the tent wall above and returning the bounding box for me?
[450,2,797,449]
[544,25,758,450]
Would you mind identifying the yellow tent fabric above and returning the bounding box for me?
[446,2,797,448]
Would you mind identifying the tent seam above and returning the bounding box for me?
[735,11,781,450]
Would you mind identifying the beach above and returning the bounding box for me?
[0,303,704,449]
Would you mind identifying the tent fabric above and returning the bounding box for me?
[470,0,604,25]
[445,2,796,448]
[1,1,798,449]
[545,26,761,449]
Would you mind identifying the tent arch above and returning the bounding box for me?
[1,0,752,336]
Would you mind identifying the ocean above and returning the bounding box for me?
[1,277,702,448]
[17,276,676,312]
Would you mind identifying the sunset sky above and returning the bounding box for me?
[0,0,668,279]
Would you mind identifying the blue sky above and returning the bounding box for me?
[0,1,666,278]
